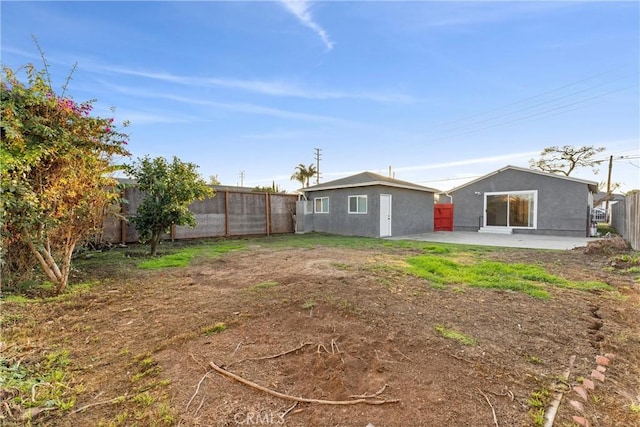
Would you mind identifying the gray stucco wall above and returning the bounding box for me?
[450,169,591,237]
[304,186,433,237]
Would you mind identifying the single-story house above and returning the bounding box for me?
[296,172,438,238]
[440,165,599,237]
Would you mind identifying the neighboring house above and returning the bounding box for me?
[592,191,626,223]
[441,165,598,237]
[593,191,626,208]
[296,172,438,238]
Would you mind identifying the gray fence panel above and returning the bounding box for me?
[270,195,296,234]
[102,186,297,243]
[228,192,266,235]
[624,191,640,250]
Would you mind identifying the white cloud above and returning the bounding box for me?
[280,0,333,51]
[95,65,412,102]
[392,151,541,173]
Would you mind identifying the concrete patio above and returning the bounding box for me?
[390,231,598,250]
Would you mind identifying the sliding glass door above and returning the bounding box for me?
[485,191,536,228]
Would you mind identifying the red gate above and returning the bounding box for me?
[434,203,454,231]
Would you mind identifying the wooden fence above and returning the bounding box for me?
[102,186,298,243]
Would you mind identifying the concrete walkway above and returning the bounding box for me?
[389,231,598,250]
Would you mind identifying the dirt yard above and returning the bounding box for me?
[2,236,639,427]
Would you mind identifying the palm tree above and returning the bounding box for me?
[290,163,317,188]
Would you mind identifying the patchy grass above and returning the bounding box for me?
[249,281,279,291]
[1,281,99,303]
[138,249,198,269]
[202,322,227,336]
[434,324,476,346]
[253,233,495,255]
[0,346,78,418]
[406,254,612,298]
[527,389,552,426]
[137,242,245,269]
[1,234,637,426]
[301,300,316,310]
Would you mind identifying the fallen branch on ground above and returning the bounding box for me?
[68,395,127,415]
[281,402,298,418]
[186,371,211,411]
[208,361,400,406]
[230,342,242,359]
[392,347,413,362]
[228,342,313,367]
[478,389,499,427]
[349,384,388,399]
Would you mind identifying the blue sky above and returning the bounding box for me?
[2,1,639,193]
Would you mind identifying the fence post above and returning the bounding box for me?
[224,190,230,237]
[120,187,127,243]
[265,193,271,236]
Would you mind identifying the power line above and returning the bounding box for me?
[418,67,637,143]
[428,70,621,132]
[429,74,627,137]
[422,84,636,144]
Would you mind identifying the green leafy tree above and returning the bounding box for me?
[252,181,283,193]
[125,156,214,256]
[529,145,606,176]
[1,64,130,293]
[290,163,317,188]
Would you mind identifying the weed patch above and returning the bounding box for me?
[0,346,78,420]
[249,281,279,291]
[301,300,316,310]
[527,389,552,426]
[203,322,227,336]
[434,324,476,345]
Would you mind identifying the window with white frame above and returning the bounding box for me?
[314,197,329,213]
[348,195,367,214]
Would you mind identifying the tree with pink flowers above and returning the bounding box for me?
[1,63,130,293]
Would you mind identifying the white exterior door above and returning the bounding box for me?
[380,194,392,237]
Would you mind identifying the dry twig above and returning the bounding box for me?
[189,352,208,372]
[229,342,313,367]
[349,384,388,399]
[31,382,51,402]
[186,372,211,411]
[231,342,242,359]
[317,343,329,354]
[478,389,499,427]
[281,401,298,418]
[194,396,206,417]
[69,396,126,415]
[209,361,400,406]
[392,347,413,362]
[490,389,514,402]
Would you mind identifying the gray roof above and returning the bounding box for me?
[447,165,599,193]
[302,171,439,193]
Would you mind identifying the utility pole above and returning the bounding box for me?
[239,170,245,187]
[605,155,613,212]
[314,148,322,184]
